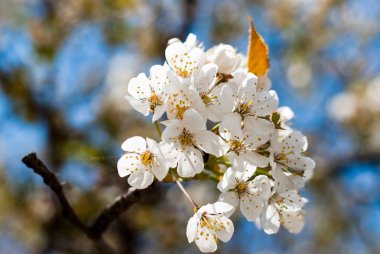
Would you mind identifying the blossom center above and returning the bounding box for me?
[234,182,248,194]
[229,139,245,154]
[148,93,162,111]
[140,150,155,166]
[200,92,213,106]
[236,100,253,116]
[175,105,190,119]
[178,129,195,148]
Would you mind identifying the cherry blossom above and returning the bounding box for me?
[187,202,234,253]
[125,65,170,122]
[117,136,170,189]
[258,188,307,234]
[160,109,228,177]
[218,166,272,221]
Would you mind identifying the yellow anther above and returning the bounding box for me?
[140,151,155,166]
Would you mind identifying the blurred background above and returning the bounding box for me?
[0,0,380,253]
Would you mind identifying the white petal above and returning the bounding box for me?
[151,157,169,181]
[282,210,305,234]
[149,65,169,94]
[261,204,280,235]
[217,167,238,192]
[117,154,139,177]
[121,136,147,153]
[182,109,207,133]
[186,215,199,243]
[220,85,235,113]
[127,73,152,99]
[219,191,239,208]
[215,216,234,242]
[277,190,305,212]
[128,168,154,189]
[159,141,180,168]
[177,147,204,177]
[277,106,294,122]
[206,201,235,215]
[195,131,228,157]
[286,155,315,172]
[219,113,243,140]
[192,63,217,93]
[194,227,217,253]
[152,104,166,122]
[250,90,279,117]
[280,131,308,154]
[243,117,274,147]
[125,95,150,116]
[248,175,272,200]
[240,194,264,221]
[240,163,257,181]
[161,120,183,140]
[241,151,269,168]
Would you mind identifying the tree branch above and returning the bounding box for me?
[88,186,153,239]
[22,152,151,253]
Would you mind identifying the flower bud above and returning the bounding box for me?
[208,44,241,74]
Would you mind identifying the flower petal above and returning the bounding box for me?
[186,215,199,243]
[219,112,243,140]
[215,216,234,242]
[125,95,150,116]
[182,109,207,133]
[128,168,154,189]
[161,120,183,140]
[217,167,238,192]
[117,153,140,177]
[121,136,147,153]
[159,141,180,168]
[248,175,272,200]
[128,73,152,99]
[220,85,235,113]
[282,210,305,234]
[241,150,269,168]
[261,204,280,235]
[195,131,228,157]
[240,194,263,221]
[177,147,204,177]
[219,192,239,211]
[280,130,308,154]
[194,227,217,253]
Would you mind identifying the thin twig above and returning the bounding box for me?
[89,186,153,239]
[175,180,199,209]
[21,152,152,254]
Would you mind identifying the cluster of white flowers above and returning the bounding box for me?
[118,34,315,253]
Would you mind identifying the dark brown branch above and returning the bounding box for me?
[22,152,151,254]
[89,186,153,239]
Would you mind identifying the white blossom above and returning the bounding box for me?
[218,166,271,221]
[165,37,206,79]
[221,116,272,169]
[207,44,241,74]
[190,63,224,122]
[160,109,229,177]
[258,188,307,234]
[117,136,169,189]
[125,65,169,122]
[219,72,278,138]
[165,71,206,120]
[187,202,234,253]
[270,130,315,191]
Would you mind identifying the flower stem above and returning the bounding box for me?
[154,121,162,138]
[175,180,199,209]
